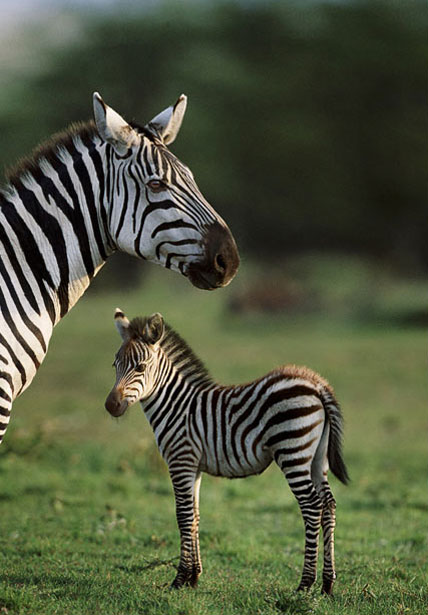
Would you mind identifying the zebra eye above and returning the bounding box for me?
[135,362,146,374]
[147,179,166,192]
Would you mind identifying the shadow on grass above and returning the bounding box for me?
[115,555,178,573]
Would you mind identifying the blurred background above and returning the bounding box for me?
[0,0,426,324]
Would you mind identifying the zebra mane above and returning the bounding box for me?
[129,316,213,386]
[4,120,98,188]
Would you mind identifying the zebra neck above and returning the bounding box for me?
[0,131,113,326]
[0,124,116,401]
[142,358,210,426]
[144,327,215,415]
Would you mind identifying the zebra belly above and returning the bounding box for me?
[199,444,273,479]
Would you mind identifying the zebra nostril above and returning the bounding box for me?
[215,253,226,273]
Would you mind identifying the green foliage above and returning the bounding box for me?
[0,0,426,279]
[0,267,426,613]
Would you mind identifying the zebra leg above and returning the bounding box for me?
[316,478,337,595]
[0,378,13,445]
[284,468,323,591]
[189,471,203,587]
[311,425,337,594]
[170,467,202,589]
[0,408,11,444]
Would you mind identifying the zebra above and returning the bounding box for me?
[105,309,349,595]
[0,93,239,445]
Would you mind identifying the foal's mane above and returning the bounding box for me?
[129,317,214,386]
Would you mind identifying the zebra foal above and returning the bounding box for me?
[105,310,349,594]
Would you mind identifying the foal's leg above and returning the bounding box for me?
[311,422,338,594]
[189,471,203,586]
[275,450,323,591]
[318,479,337,595]
[170,466,202,588]
[288,473,323,591]
[311,446,337,593]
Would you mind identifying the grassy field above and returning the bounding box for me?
[0,258,426,614]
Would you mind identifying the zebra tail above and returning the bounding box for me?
[320,387,350,485]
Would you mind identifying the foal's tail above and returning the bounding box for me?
[320,386,350,485]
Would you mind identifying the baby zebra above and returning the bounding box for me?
[105,310,349,594]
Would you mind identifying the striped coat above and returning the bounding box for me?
[106,310,349,594]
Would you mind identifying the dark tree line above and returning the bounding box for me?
[1,0,426,275]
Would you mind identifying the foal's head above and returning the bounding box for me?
[105,309,165,417]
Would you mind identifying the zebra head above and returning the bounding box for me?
[93,93,239,290]
[105,309,164,417]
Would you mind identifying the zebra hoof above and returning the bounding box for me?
[189,568,202,588]
[321,579,335,596]
[170,575,185,590]
[171,568,199,589]
[296,579,316,592]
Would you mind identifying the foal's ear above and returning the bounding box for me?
[93,92,140,155]
[114,307,131,341]
[143,313,164,345]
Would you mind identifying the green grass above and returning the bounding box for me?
[0,260,427,614]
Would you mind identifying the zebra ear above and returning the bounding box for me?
[114,307,131,341]
[143,313,164,345]
[93,92,140,155]
[144,94,187,145]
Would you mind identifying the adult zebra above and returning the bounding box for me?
[106,310,349,595]
[0,93,239,443]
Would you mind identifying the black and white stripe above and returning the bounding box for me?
[0,93,239,443]
[106,310,349,594]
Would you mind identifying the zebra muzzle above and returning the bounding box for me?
[105,388,129,417]
[187,221,240,290]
